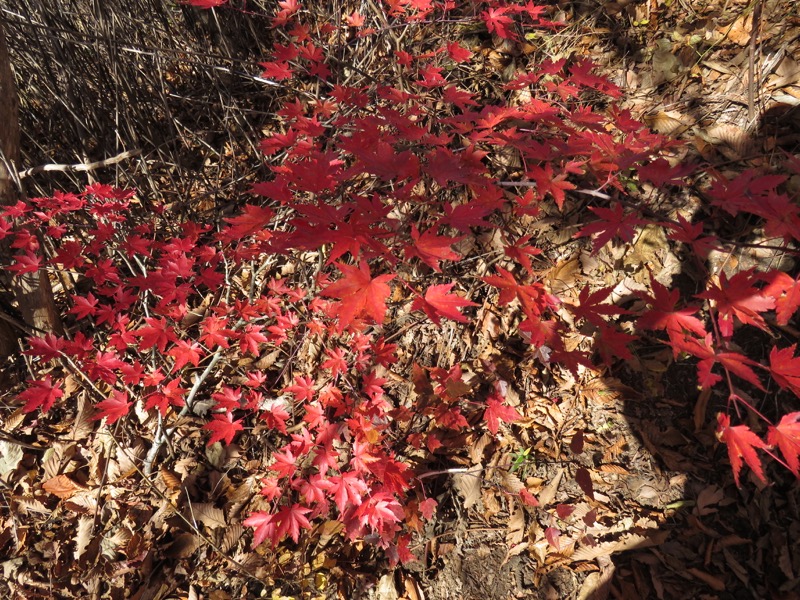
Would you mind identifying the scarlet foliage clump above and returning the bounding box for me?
[5,0,800,565]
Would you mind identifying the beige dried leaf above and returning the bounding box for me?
[3,408,26,432]
[0,440,23,479]
[482,488,501,519]
[160,468,182,491]
[317,520,344,546]
[191,503,226,530]
[643,111,691,136]
[652,42,682,84]
[601,438,626,463]
[468,434,493,464]
[576,556,615,600]
[572,530,668,562]
[506,500,525,546]
[13,495,48,515]
[453,467,482,509]
[500,471,524,494]
[598,464,631,475]
[113,444,141,481]
[255,348,281,371]
[537,468,564,507]
[70,391,95,441]
[101,527,133,561]
[546,255,581,296]
[64,490,99,513]
[718,12,753,46]
[402,574,424,600]
[42,442,76,480]
[225,476,256,520]
[74,516,94,560]
[703,60,734,75]
[89,434,113,483]
[221,524,243,553]
[703,123,751,154]
[377,573,399,600]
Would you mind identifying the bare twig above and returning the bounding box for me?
[747,0,764,125]
[142,350,224,477]
[17,148,141,179]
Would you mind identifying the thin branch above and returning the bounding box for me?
[17,148,142,180]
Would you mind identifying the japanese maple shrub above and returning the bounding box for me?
[4,0,800,569]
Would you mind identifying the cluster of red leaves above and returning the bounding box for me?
[4,0,800,566]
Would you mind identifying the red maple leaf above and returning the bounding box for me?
[284,375,316,403]
[482,7,516,40]
[25,333,66,361]
[270,447,298,479]
[322,347,349,379]
[527,163,576,209]
[274,503,313,543]
[239,324,268,356]
[204,412,244,446]
[484,388,522,435]
[69,292,99,319]
[574,203,646,253]
[483,266,557,321]
[412,284,477,325]
[503,234,542,273]
[345,11,365,27]
[7,251,41,275]
[320,261,395,332]
[769,345,800,397]
[92,390,132,425]
[243,511,276,548]
[676,334,764,390]
[545,527,561,551]
[221,204,275,241]
[273,0,300,26]
[167,340,203,371]
[293,474,334,508]
[664,213,718,259]
[419,498,438,520]
[716,413,768,486]
[762,271,800,326]
[136,317,178,353]
[767,412,800,477]
[438,201,494,231]
[637,157,696,188]
[328,471,368,513]
[568,59,622,99]
[568,285,627,327]
[19,375,63,414]
[637,276,707,354]
[595,322,637,364]
[425,146,488,186]
[199,315,235,349]
[697,270,775,337]
[404,226,463,272]
[145,378,186,416]
[353,491,403,533]
[446,42,472,63]
[88,351,126,384]
[212,386,242,411]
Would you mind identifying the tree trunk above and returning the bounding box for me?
[0,21,61,355]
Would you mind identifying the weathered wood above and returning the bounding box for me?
[0,21,61,355]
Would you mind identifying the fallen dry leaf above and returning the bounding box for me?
[42,474,85,499]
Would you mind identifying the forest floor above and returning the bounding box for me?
[2,0,800,599]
